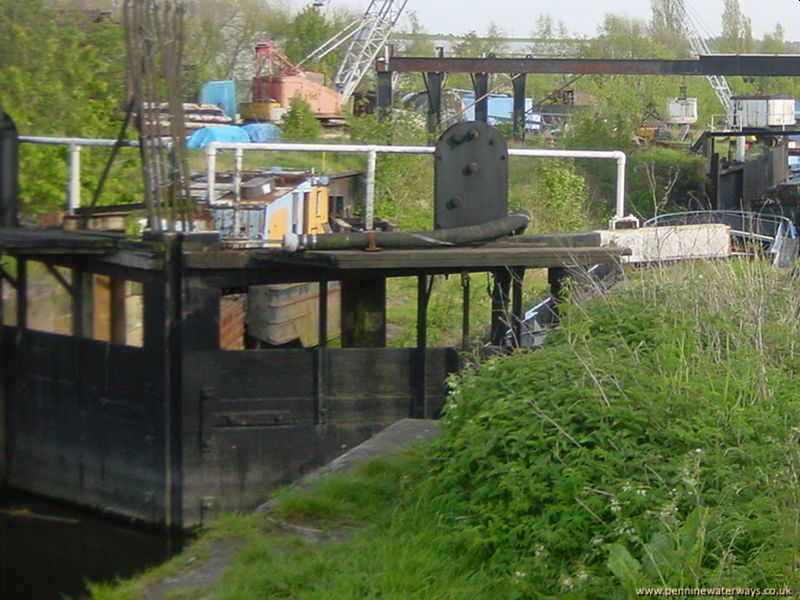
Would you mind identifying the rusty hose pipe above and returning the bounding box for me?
[282,210,531,252]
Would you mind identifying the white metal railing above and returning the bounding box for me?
[18,135,629,229]
[206,141,628,230]
[19,136,140,215]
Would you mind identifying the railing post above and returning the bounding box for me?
[205,144,217,204]
[233,147,243,236]
[68,144,82,214]
[365,148,377,231]
[616,153,627,219]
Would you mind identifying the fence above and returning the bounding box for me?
[19,136,629,227]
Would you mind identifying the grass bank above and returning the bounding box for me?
[90,259,800,599]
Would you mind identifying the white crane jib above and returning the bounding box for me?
[670,0,733,115]
[303,0,408,105]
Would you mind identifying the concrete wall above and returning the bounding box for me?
[600,224,731,263]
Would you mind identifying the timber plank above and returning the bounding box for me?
[182,245,630,273]
[0,228,157,255]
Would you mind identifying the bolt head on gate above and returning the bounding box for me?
[434,121,508,230]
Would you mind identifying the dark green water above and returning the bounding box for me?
[0,491,183,600]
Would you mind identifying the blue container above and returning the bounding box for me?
[201,80,237,119]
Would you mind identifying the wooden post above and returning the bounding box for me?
[548,266,571,322]
[425,71,443,141]
[512,73,527,141]
[340,278,386,348]
[110,276,126,345]
[416,275,429,418]
[461,271,470,351]
[15,258,26,332]
[71,269,94,339]
[474,72,489,123]
[377,71,393,121]
[0,266,4,484]
[316,277,328,425]
[489,268,510,346]
[511,267,525,347]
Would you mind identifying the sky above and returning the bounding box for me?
[293,0,800,42]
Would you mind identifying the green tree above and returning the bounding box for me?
[589,14,654,59]
[183,0,292,90]
[281,95,322,141]
[719,0,754,53]
[284,6,335,77]
[761,23,788,54]
[649,0,690,57]
[530,13,575,58]
[0,0,133,213]
[396,10,435,57]
[454,23,508,57]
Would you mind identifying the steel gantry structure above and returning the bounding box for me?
[375,54,800,138]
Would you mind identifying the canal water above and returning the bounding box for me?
[0,491,183,600]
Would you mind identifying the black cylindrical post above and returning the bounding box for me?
[0,109,19,228]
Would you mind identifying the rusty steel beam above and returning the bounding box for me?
[378,55,800,77]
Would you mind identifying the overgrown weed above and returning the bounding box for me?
[434,259,800,596]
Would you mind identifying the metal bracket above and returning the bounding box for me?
[365,230,381,252]
[609,214,641,230]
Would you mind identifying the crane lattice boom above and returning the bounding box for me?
[670,0,733,115]
[332,0,408,104]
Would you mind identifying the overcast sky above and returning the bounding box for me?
[295,0,800,42]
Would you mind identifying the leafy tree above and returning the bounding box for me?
[183,0,292,89]
[761,23,788,54]
[719,0,754,54]
[589,14,655,59]
[396,11,434,57]
[453,23,508,58]
[0,0,133,213]
[649,0,690,57]
[284,6,336,77]
[281,95,322,141]
[530,13,575,58]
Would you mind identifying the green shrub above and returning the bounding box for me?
[281,95,322,142]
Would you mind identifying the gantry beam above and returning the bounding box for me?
[377,55,800,77]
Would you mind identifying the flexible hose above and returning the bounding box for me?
[282,210,531,252]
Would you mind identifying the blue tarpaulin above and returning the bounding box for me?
[241,123,283,143]
[187,126,252,149]
[454,90,542,131]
